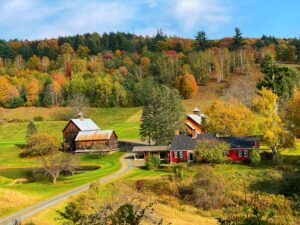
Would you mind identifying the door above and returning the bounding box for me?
[189,152,194,161]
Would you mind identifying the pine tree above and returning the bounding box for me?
[257,54,299,100]
[26,121,37,140]
[140,86,183,145]
[194,31,210,51]
[231,27,245,50]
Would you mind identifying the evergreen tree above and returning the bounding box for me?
[257,54,300,100]
[231,27,245,50]
[194,31,210,51]
[140,86,183,145]
[26,121,37,140]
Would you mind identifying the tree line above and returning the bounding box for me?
[0,28,300,108]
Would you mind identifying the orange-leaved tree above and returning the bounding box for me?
[175,74,198,99]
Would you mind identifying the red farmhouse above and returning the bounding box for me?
[169,133,259,163]
[132,133,259,163]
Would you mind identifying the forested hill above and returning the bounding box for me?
[0,29,299,108]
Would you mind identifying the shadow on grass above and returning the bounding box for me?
[249,156,300,197]
[15,143,26,149]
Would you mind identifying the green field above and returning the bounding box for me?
[0,106,143,217]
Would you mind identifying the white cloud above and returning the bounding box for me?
[174,0,231,31]
[36,2,137,38]
[0,0,138,39]
[0,0,232,39]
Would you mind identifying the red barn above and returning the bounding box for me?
[62,112,118,152]
[185,108,206,137]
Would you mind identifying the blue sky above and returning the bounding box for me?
[0,0,299,40]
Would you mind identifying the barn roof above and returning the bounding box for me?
[132,146,169,152]
[169,133,256,151]
[71,118,100,131]
[75,130,114,141]
[186,114,205,125]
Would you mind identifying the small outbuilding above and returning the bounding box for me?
[185,108,206,137]
[62,112,118,152]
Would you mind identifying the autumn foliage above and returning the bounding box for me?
[204,100,255,136]
[175,74,198,99]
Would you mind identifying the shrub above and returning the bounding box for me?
[180,166,227,210]
[25,133,60,156]
[33,116,43,121]
[195,138,229,163]
[250,148,261,166]
[29,169,50,182]
[145,154,160,170]
[173,165,184,179]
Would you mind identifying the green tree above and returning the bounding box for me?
[140,86,183,145]
[257,54,299,101]
[145,154,161,170]
[249,148,261,166]
[231,27,245,50]
[17,45,33,60]
[26,121,37,140]
[194,31,210,51]
[195,138,229,163]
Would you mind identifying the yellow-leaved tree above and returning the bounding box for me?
[253,88,295,163]
[286,91,300,137]
[204,100,255,136]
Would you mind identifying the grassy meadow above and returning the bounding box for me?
[0,105,144,217]
[25,143,300,225]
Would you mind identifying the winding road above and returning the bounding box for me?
[0,153,134,225]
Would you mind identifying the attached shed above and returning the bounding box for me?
[132,146,169,161]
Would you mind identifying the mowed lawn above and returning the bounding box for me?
[0,106,143,218]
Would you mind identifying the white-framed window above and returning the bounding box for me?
[244,150,249,157]
[174,151,178,158]
[238,150,243,157]
[179,151,184,159]
[224,151,229,157]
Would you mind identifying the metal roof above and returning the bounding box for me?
[75,130,113,141]
[71,118,100,131]
[186,114,205,125]
[132,146,169,152]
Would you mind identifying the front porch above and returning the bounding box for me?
[132,146,169,162]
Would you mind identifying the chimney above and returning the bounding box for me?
[78,112,84,121]
[192,107,201,116]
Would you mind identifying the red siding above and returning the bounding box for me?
[170,151,188,163]
[228,149,250,161]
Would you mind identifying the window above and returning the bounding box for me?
[179,151,184,159]
[238,150,243,157]
[244,150,249,157]
[224,151,229,157]
[174,151,178,158]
